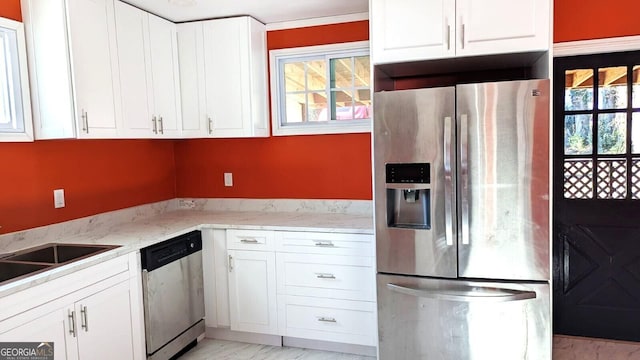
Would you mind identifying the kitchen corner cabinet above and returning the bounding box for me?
[0,253,145,360]
[370,0,550,64]
[177,16,269,138]
[22,0,122,139]
[114,1,181,138]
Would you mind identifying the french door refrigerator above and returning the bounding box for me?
[374,80,551,360]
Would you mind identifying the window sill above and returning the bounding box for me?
[272,122,371,136]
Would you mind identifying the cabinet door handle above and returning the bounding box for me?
[228,255,233,272]
[240,238,259,244]
[68,310,76,337]
[315,273,336,279]
[461,23,465,49]
[81,110,88,133]
[317,317,337,323]
[80,305,88,332]
[446,24,451,50]
[314,241,334,247]
[159,116,164,134]
[152,116,158,134]
[208,117,213,134]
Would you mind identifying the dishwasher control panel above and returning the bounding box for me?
[141,230,202,272]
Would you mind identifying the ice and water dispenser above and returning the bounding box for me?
[386,163,431,229]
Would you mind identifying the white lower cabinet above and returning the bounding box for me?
[277,295,377,346]
[0,253,145,360]
[227,249,278,335]
[222,229,376,347]
[75,281,135,359]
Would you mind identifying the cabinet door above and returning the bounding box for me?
[371,0,455,64]
[0,307,75,360]
[203,18,248,137]
[67,0,120,138]
[148,14,181,137]
[176,22,207,137]
[456,0,550,56]
[75,281,135,360]
[227,250,278,334]
[114,0,152,138]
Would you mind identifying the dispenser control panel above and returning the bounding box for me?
[386,163,430,184]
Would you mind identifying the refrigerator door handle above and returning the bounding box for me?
[386,283,536,303]
[460,114,470,245]
[443,116,454,246]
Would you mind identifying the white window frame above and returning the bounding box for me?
[0,17,32,142]
[269,41,371,136]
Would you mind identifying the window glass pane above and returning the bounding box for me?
[564,114,593,155]
[598,66,628,109]
[564,159,593,199]
[306,60,325,91]
[285,93,306,123]
[354,56,370,87]
[330,57,353,89]
[633,113,640,154]
[565,69,593,111]
[597,159,627,199]
[632,65,640,108]
[0,32,11,126]
[598,113,627,154]
[307,92,327,122]
[331,90,352,120]
[283,62,305,92]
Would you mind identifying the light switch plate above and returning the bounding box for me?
[224,173,233,187]
[53,189,65,208]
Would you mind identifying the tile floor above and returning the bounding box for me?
[180,339,376,360]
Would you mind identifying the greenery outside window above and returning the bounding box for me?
[270,41,371,136]
[0,16,32,142]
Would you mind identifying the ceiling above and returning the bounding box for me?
[122,0,369,24]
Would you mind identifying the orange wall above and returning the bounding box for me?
[0,140,176,234]
[554,0,640,42]
[174,21,372,200]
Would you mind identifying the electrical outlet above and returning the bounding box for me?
[179,199,196,209]
[53,189,65,208]
[224,173,233,187]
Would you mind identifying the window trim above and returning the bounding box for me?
[269,41,371,136]
[0,17,33,142]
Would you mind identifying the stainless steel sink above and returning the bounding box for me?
[6,243,118,264]
[0,243,120,286]
[0,262,52,284]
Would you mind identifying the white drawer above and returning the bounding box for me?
[276,253,374,301]
[277,295,376,346]
[275,231,374,256]
[227,229,274,251]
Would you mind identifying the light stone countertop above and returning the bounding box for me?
[0,207,374,299]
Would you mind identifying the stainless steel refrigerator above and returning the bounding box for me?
[374,80,551,360]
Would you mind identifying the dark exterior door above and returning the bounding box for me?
[554,52,640,341]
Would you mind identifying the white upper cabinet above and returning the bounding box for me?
[371,0,455,64]
[147,14,181,137]
[177,16,269,138]
[370,0,550,64]
[114,1,181,138]
[66,0,121,138]
[114,1,151,137]
[22,0,122,139]
[456,0,550,56]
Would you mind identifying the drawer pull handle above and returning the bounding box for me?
[240,238,259,243]
[316,273,336,279]
[314,241,335,247]
[317,317,337,323]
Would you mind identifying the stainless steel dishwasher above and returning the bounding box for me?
[141,230,205,360]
